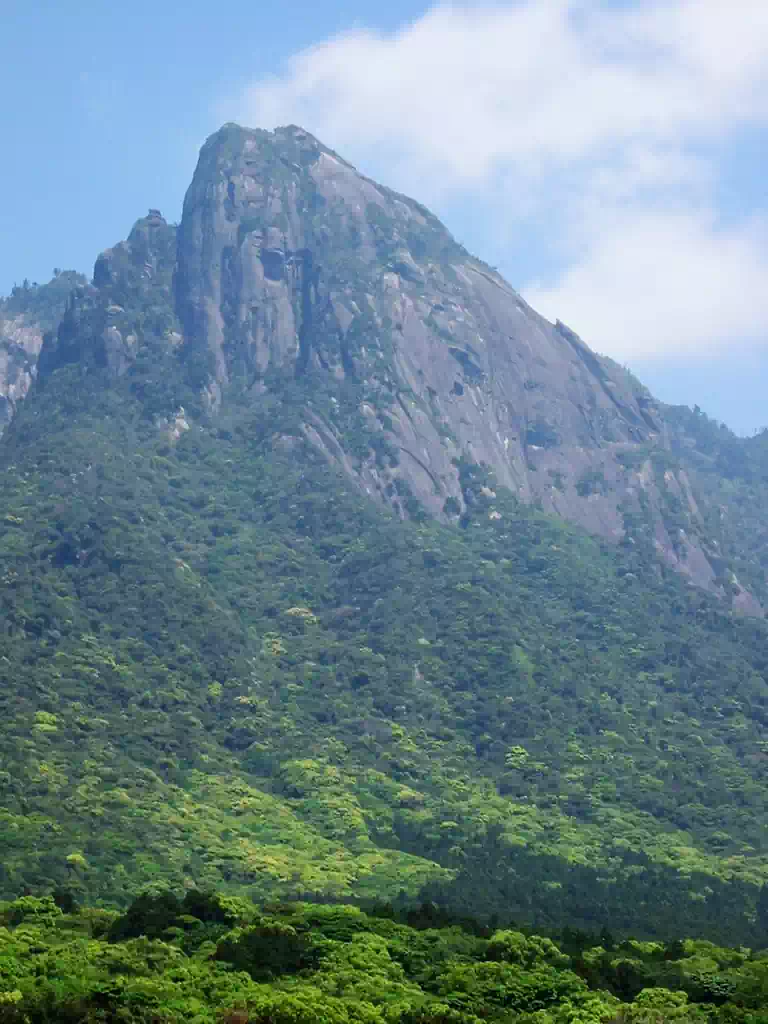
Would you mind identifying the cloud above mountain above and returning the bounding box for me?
[232,0,768,362]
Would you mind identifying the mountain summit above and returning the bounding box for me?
[176,126,663,528]
[29,123,764,609]
[3,126,768,935]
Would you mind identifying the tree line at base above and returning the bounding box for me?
[3,888,768,1024]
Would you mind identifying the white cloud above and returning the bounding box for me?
[527,207,768,360]
[231,0,768,361]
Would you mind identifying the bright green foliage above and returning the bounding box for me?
[1,896,62,927]
[5,254,768,945]
[3,361,768,941]
[487,930,571,968]
[1,894,768,1024]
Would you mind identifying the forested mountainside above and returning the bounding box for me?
[2,124,768,947]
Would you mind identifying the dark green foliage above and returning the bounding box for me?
[576,467,608,496]
[5,211,768,945]
[4,350,768,940]
[216,921,323,979]
[526,420,560,449]
[108,888,184,941]
[2,894,768,1024]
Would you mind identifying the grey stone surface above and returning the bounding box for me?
[174,124,739,600]
[5,124,761,612]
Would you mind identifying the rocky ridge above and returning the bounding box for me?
[0,271,85,432]
[9,123,764,610]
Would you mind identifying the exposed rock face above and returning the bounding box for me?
[9,125,762,610]
[38,212,178,382]
[0,315,43,432]
[0,271,85,433]
[174,124,741,601]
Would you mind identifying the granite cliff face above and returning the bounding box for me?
[0,314,42,433]
[0,271,85,432]
[172,124,740,601]
[37,212,179,383]
[13,124,764,609]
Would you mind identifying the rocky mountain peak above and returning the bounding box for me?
[38,211,179,382]
[93,208,174,289]
[173,124,715,584]
[5,124,763,609]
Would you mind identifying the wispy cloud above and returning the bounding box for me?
[231,0,768,361]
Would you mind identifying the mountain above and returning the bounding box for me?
[2,124,768,943]
[11,125,768,612]
[170,123,765,607]
[0,270,85,431]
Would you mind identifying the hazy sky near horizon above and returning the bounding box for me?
[3,0,767,433]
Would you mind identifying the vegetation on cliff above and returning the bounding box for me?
[3,127,768,950]
[3,349,768,941]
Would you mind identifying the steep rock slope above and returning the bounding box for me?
[4,126,768,937]
[38,211,179,384]
[172,124,737,599]
[0,271,85,431]
[26,124,767,610]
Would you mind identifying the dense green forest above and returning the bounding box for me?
[4,889,768,1024]
[4,177,768,957]
[5,126,768,1021]
[3,338,768,942]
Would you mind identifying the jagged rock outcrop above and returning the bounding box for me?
[174,124,745,601]
[0,271,85,432]
[0,316,42,432]
[38,211,178,382]
[9,125,762,610]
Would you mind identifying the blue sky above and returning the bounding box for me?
[3,0,767,433]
